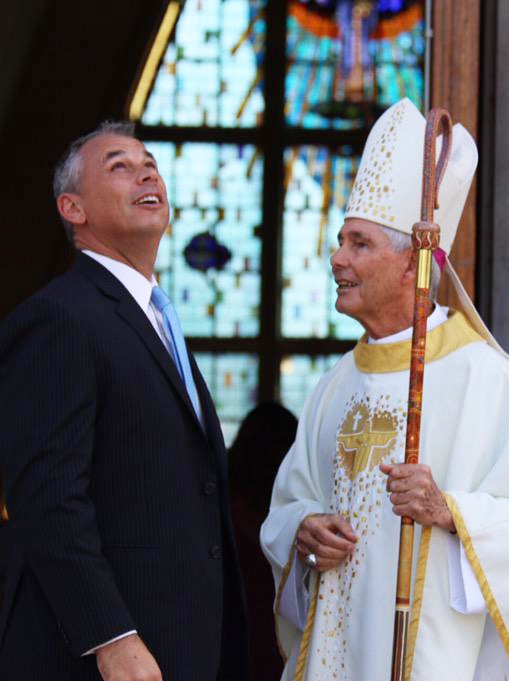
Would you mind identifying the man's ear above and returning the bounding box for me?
[57,193,86,226]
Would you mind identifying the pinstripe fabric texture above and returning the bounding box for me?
[0,253,248,681]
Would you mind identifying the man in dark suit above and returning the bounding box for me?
[0,122,248,681]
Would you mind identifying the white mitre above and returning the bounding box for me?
[345,97,506,356]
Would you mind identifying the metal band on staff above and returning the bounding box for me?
[390,107,453,681]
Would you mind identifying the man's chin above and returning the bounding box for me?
[131,207,169,231]
[134,218,168,237]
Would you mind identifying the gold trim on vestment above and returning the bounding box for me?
[353,312,483,374]
[274,542,296,663]
[274,514,323,667]
[404,526,432,681]
[293,571,319,681]
[444,493,509,655]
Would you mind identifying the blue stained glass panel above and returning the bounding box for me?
[147,141,263,337]
[285,0,426,129]
[375,23,425,107]
[195,352,259,445]
[142,0,266,128]
[279,354,343,418]
[281,146,364,339]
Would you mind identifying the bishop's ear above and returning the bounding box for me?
[402,247,417,284]
[57,193,87,226]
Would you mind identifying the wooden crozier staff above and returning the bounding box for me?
[390,108,453,681]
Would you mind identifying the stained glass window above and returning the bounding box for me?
[142,0,266,128]
[133,0,428,440]
[281,146,364,339]
[285,0,426,129]
[195,353,259,445]
[149,141,263,337]
[279,354,343,417]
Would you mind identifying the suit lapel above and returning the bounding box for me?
[75,253,205,434]
[115,297,205,431]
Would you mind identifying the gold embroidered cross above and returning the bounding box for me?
[338,404,398,480]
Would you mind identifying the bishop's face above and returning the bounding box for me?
[330,218,414,338]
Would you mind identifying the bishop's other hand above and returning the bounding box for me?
[295,513,358,572]
[380,462,455,532]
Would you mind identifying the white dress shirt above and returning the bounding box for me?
[83,250,166,346]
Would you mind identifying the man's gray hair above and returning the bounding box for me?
[53,120,136,242]
[380,225,441,298]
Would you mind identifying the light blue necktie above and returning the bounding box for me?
[151,286,201,419]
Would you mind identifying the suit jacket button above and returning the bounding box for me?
[203,480,217,495]
[209,544,221,559]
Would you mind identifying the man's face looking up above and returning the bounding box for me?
[61,134,170,248]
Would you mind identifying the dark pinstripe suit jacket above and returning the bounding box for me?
[0,252,248,681]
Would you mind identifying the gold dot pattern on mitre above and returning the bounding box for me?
[345,100,406,224]
[310,394,407,680]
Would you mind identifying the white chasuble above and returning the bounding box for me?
[260,312,509,681]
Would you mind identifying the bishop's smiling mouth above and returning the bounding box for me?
[336,280,358,291]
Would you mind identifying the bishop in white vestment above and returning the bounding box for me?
[260,99,509,681]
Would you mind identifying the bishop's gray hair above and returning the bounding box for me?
[53,120,136,242]
[380,225,441,299]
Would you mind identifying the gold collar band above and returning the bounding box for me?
[353,311,483,374]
